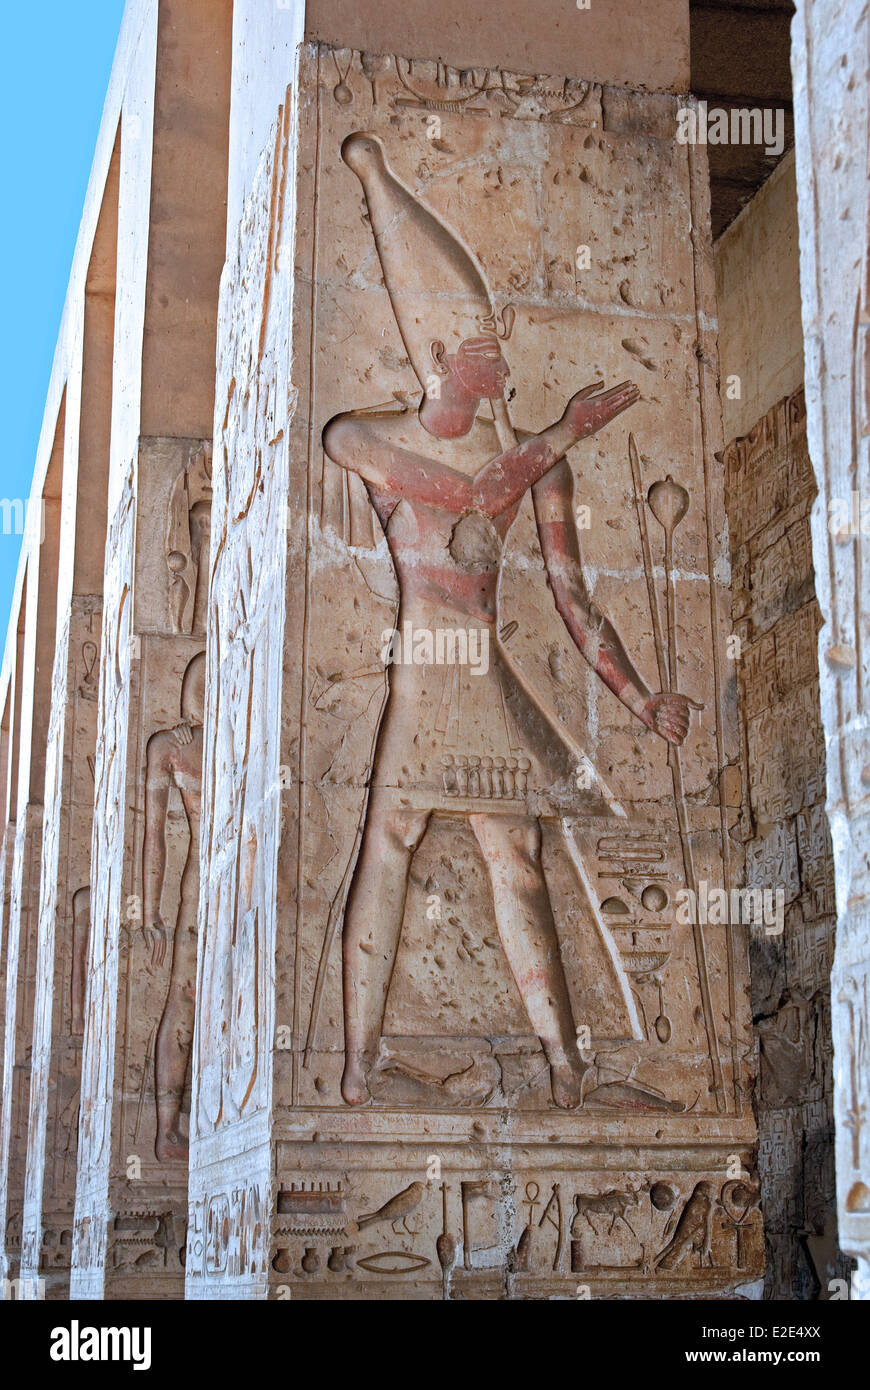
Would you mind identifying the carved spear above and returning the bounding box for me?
[491,396,519,451]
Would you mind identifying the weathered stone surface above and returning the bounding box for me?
[305,0,690,95]
[72,440,212,1299]
[0,476,63,1287]
[792,0,870,1299]
[725,388,847,1298]
[20,602,101,1296]
[716,153,804,443]
[67,0,231,1299]
[0,810,42,1282]
[185,44,761,1300]
[3,0,867,1306]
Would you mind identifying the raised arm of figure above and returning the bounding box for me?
[472,380,639,516]
[322,381,640,517]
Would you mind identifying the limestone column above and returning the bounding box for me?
[0,711,12,1097]
[18,129,122,1298]
[0,434,64,1283]
[0,609,27,1283]
[70,0,231,1299]
[0,684,16,1144]
[792,0,870,1298]
[188,2,762,1299]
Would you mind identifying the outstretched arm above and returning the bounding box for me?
[472,381,638,516]
[533,459,697,744]
[322,381,639,518]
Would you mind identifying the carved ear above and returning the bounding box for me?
[429,339,449,374]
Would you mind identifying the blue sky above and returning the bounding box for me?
[0,2,125,639]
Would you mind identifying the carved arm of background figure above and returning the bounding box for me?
[142,736,171,969]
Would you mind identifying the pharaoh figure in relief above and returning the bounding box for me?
[323,135,699,1109]
[142,651,205,1159]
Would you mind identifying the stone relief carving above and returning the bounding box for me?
[72,463,136,1292]
[166,443,213,637]
[319,133,700,1113]
[189,45,758,1298]
[0,801,43,1281]
[111,1209,186,1274]
[260,1164,762,1292]
[193,93,292,1155]
[20,606,71,1279]
[329,50,606,128]
[143,652,205,1161]
[18,591,105,1292]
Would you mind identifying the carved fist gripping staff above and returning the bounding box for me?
[312,133,700,1110]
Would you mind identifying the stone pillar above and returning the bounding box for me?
[188,16,762,1298]
[70,0,232,1299]
[0,440,63,1282]
[715,152,849,1297]
[724,391,849,1296]
[792,0,870,1298]
[19,131,122,1299]
[0,705,15,1179]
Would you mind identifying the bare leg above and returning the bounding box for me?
[470,813,585,1109]
[154,890,197,1160]
[341,795,430,1104]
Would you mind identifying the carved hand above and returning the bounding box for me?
[145,921,169,969]
[171,721,194,747]
[641,692,703,745]
[561,380,640,440]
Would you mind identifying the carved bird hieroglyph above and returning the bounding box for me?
[654,1181,715,1271]
[357,1181,425,1234]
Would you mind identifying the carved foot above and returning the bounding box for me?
[550,1060,584,1110]
[341,1054,372,1106]
[582,1080,686,1112]
[155,1132,189,1162]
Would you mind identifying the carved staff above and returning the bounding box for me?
[135,1024,157,1144]
[629,437,725,1114]
[492,396,519,452]
[629,435,668,686]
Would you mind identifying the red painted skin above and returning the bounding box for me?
[325,338,692,742]
[323,335,697,1108]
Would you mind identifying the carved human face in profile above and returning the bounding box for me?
[431,334,510,400]
[181,652,206,727]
